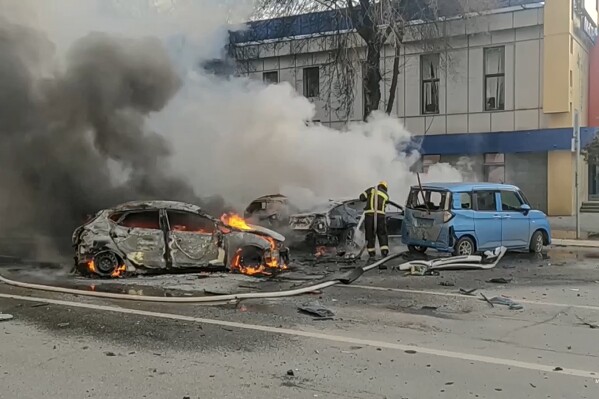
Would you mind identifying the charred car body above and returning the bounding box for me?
[244,194,297,228]
[288,199,404,249]
[72,201,289,277]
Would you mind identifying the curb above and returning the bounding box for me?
[551,238,599,248]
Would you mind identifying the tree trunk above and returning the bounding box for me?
[363,41,382,121]
[385,43,400,115]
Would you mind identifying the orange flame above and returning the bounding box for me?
[220,213,252,231]
[111,264,127,278]
[86,260,126,278]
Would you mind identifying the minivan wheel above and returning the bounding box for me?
[408,245,427,254]
[454,237,475,256]
[529,231,544,253]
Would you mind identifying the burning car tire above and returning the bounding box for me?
[85,251,122,277]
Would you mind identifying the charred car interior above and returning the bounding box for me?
[72,201,289,278]
[244,194,297,228]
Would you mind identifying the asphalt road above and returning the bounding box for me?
[1,245,599,399]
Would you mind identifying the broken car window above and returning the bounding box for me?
[475,191,497,211]
[109,211,125,222]
[500,191,523,211]
[167,211,215,234]
[118,211,161,230]
[407,189,447,211]
[458,192,472,210]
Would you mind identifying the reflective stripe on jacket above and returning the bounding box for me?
[359,186,389,214]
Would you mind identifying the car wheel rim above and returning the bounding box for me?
[458,241,472,255]
[535,236,543,252]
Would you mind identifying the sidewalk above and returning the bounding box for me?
[549,214,599,239]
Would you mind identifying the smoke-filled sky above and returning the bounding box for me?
[0,0,461,253]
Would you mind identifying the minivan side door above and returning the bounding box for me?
[472,190,502,250]
[498,190,530,247]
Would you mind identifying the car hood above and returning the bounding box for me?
[246,224,285,242]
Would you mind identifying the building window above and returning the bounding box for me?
[484,153,505,183]
[422,154,441,173]
[484,47,505,111]
[263,71,278,84]
[303,67,319,98]
[421,53,440,114]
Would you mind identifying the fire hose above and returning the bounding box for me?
[0,253,403,304]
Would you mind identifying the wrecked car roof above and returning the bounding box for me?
[292,199,362,216]
[251,194,288,202]
[110,200,210,215]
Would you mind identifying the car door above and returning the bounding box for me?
[110,209,167,270]
[165,210,221,268]
[472,190,502,250]
[499,190,530,247]
[386,201,404,236]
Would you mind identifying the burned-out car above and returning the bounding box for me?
[244,194,297,228]
[72,201,289,277]
[288,199,404,249]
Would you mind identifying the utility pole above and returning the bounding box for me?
[574,109,581,239]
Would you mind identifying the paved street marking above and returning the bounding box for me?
[345,285,599,311]
[0,292,597,379]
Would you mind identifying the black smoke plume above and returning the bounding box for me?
[0,18,226,257]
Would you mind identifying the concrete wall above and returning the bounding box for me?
[506,152,548,212]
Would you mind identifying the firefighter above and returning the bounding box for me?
[359,181,390,260]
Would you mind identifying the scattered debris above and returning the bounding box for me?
[439,281,455,287]
[480,293,494,308]
[30,303,49,308]
[398,247,507,274]
[575,315,599,329]
[459,288,478,296]
[554,367,563,371]
[0,313,13,322]
[286,370,295,376]
[404,350,417,354]
[421,306,439,311]
[487,296,524,310]
[530,383,537,388]
[486,277,512,284]
[104,352,117,357]
[570,288,580,292]
[298,302,334,318]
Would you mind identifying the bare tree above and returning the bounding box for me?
[231,0,498,122]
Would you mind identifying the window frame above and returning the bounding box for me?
[116,210,162,231]
[303,67,320,98]
[473,190,499,212]
[499,190,524,212]
[483,153,506,183]
[165,210,216,234]
[455,191,473,210]
[420,53,441,115]
[263,70,279,84]
[483,46,506,112]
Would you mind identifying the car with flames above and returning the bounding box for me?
[288,199,404,249]
[72,201,289,277]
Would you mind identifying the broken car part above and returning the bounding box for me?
[396,247,507,273]
[298,302,335,318]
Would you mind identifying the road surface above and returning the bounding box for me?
[1,246,599,398]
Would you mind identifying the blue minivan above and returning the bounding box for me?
[401,183,551,256]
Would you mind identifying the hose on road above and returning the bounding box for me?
[0,253,403,303]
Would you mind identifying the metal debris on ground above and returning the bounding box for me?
[575,315,599,329]
[486,296,524,310]
[486,277,512,284]
[0,313,14,321]
[439,281,455,287]
[459,288,478,296]
[480,293,494,307]
[298,301,335,318]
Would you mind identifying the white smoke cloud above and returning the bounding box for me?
[2,0,463,216]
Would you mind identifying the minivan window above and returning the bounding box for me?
[458,192,473,209]
[407,189,448,211]
[476,191,497,211]
[500,190,522,211]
